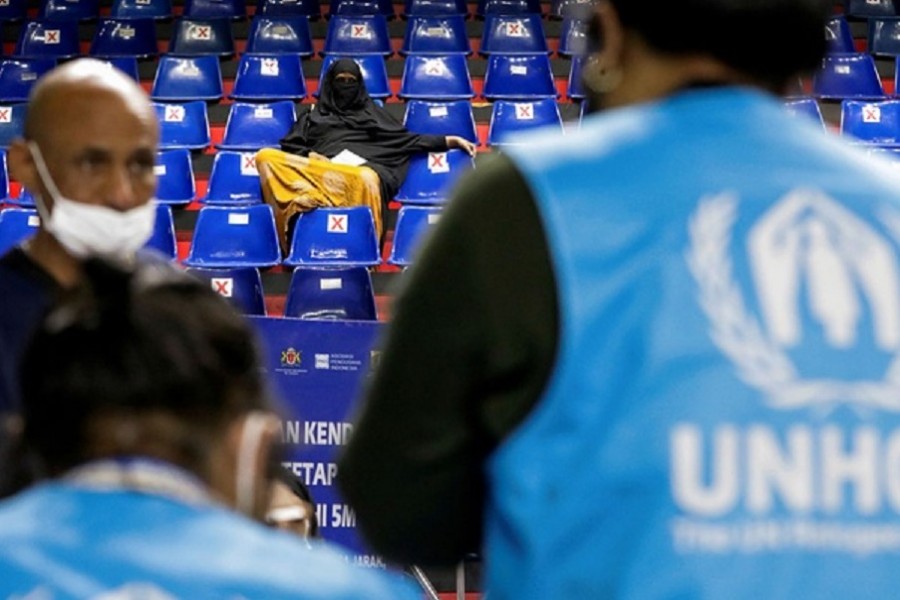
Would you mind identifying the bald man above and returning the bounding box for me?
[0,59,164,493]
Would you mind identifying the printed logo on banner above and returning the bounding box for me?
[281,347,303,368]
[165,105,185,123]
[43,30,61,44]
[240,153,258,176]
[0,107,12,124]
[315,353,330,369]
[210,278,233,298]
[864,104,882,123]
[261,58,279,76]
[428,152,449,174]
[327,214,348,233]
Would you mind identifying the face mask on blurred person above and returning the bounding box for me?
[332,78,361,111]
[28,141,156,260]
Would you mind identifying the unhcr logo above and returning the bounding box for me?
[687,189,900,412]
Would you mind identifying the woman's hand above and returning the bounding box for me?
[308,151,330,162]
[445,135,477,157]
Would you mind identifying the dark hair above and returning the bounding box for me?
[274,465,319,537]
[20,259,269,476]
[608,0,831,88]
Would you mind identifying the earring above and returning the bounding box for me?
[582,57,623,94]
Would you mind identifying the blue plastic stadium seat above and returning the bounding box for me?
[144,203,177,259]
[184,0,246,19]
[813,53,885,99]
[826,16,855,54]
[154,149,195,205]
[0,151,10,201]
[284,266,377,320]
[186,266,267,315]
[847,0,898,18]
[284,206,381,267]
[203,151,263,204]
[401,15,469,55]
[330,0,395,19]
[567,54,585,100]
[404,99,478,143]
[89,18,159,58]
[480,14,548,56]
[0,58,56,103]
[558,15,588,57]
[185,204,281,268]
[488,98,563,146]
[871,18,900,56]
[476,0,542,17]
[14,21,80,59]
[395,149,474,204]
[246,16,314,56]
[0,0,26,22]
[40,0,99,21]
[388,206,441,266]
[784,98,825,129]
[0,104,26,148]
[316,54,390,99]
[151,55,223,102]
[483,53,558,100]
[0,207,39,255]
[841,99,900,145]
[218,100,295,151]
[403,0,467,17]
[323,15,392,56]
[399,54,474,100]
[154,101,211,151]
[169,18,235,56]
[549,0,596,20]
[10,187,35,207]
[868,145,900,170]
[231,53,306,101]
[96,55,141,81]
[259,0,321,19]
[111,0,173,20]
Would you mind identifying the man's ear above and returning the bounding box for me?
[592,0,625,72]
[7,138,42,200]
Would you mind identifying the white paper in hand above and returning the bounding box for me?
[330,149,367,167]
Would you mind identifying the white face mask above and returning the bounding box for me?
[28,141,156,260]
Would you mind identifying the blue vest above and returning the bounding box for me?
[493,88,900,599]
[0,465,419,599]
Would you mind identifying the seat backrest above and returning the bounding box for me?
[40,0,99,21]
[841,99,900,145]
[557,15,588,57]
[847,0,898,18]
[567,53,585,100]
[395,149,474,204]
[89,17,159,58]
[399,54,474,100]
[246,16,314,56]
[323,14,393,56]
[187,266,267,315]
[784,98,825,130]
[111,0,173,19]
[0,58,57,103]
[404,99,478,143]
[317,54,391,99]
[549,0,596,20]
[14,20,80,58]
[813,52,885,99]
[480,14,548,55]
[96,55,141,81]
[151,54,224,101]
[218,100,296,151]
[284,266,377,320]
[0,103,27,149]
[204,150,264,204]
[870,17,900,56]
[144,203,177,259]
[476,0,542,17]
[185,204,281,268]
[330,0,395,18]
[403,0,467,17]
[231,53,307,101]
[401,15,470,55]
[0,0,27,22]
[388,206,442,266]
[184,0,247,19]
[154,148,196,205]
[169,17,235,56]
[154,100,211,150]
[285,206,381,267]
[487,98,563,145]
[482,53,558,100]
[0,207,39,256]
[0,151,10,201]
[259,0,321,18]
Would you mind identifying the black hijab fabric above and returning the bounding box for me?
[279,59,446,202]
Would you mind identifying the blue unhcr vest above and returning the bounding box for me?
[493,88,900,599]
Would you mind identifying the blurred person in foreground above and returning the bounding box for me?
[339,1,900,598]
[0,260,418,599]
[0,59,165,492]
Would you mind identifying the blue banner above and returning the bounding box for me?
[250,316,385,566]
